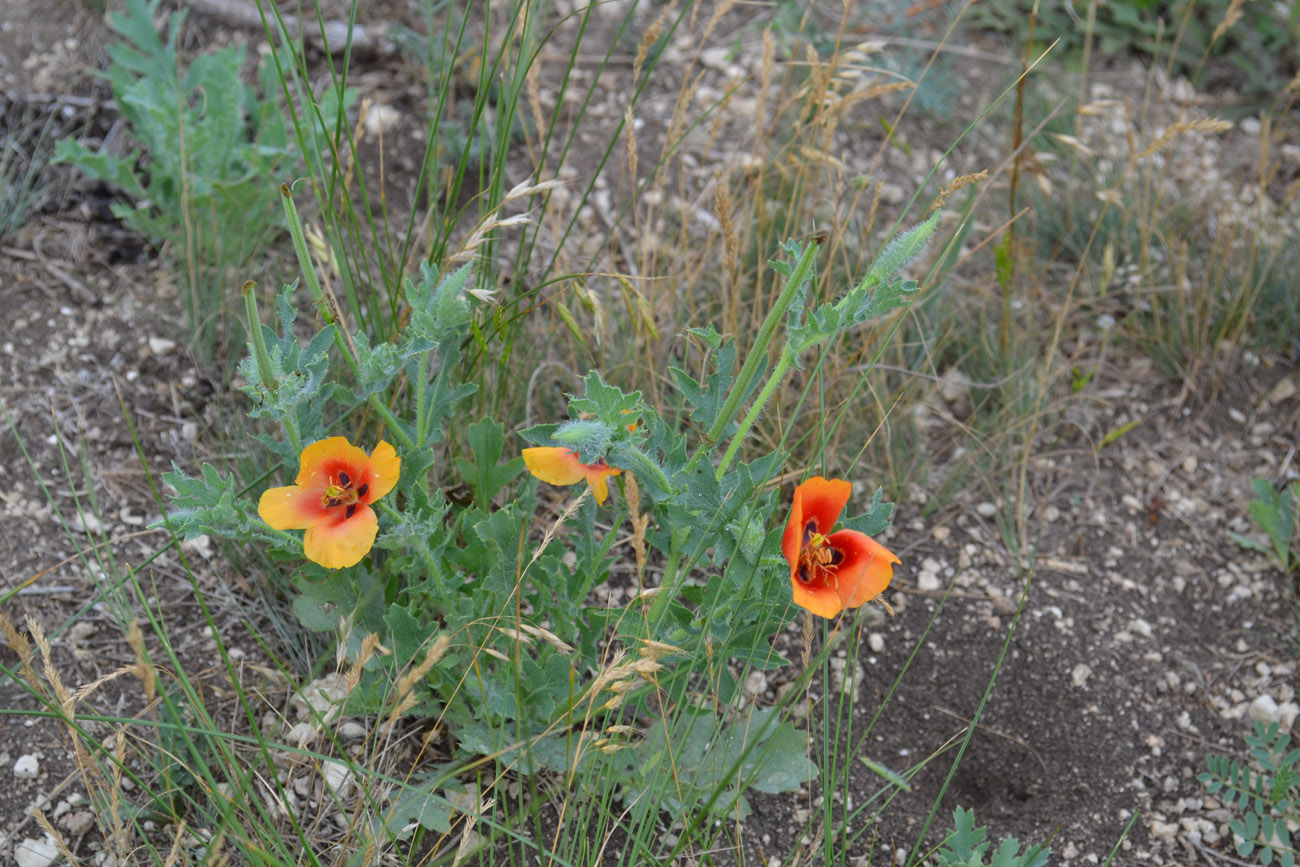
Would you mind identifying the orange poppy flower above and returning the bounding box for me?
[781,476,900,619]
[522,447,621,505]
[258,437,401,569]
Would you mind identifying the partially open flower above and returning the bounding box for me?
[522,447,621,505]
[258,437,400,569]
[781,476,899,619]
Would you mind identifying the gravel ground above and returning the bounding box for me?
[2,2,1299,865]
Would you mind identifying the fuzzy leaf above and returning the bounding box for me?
[838,487,894,537]
[292,573,358,632]
[402,261,474,348]
[567,370,643,430]
[456,418,524,511]
[158,463,281,546]
[669,327,744,436]
[381,778,454,839]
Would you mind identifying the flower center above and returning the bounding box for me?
[796,523,843,585]
[320,470,369,519]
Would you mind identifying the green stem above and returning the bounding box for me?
[655,243,819,625]
[715,344,796,479]
[415,353,429,446]
[282,409,303,457]
[366,395,417,452]
[645,527,689,628]
[242,281,302,455]
[705,240,819,445]
[242,281,276,392]
[280,184,360,380]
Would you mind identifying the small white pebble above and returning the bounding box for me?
[338,721,368,741]
[975,501,998,518]
[1071,664,1092,687]
[868,633,885,653]
[13,753,39,780]
[147,336,177,355]
[1248,695,1281,724]
[14,836,59,867]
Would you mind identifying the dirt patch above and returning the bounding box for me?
[2,2,1299,865]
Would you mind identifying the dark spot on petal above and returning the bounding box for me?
[339,471,350,487]
[357,483,368,498]
[326,498,341,508]
[345,504,357,520]
[803,520,817,543]
[829,548,844,565]
[797,564,812,584]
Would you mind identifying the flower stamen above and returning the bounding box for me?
[321,479,361,510]
[796,531,844,586]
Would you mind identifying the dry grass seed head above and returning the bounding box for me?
[526,484,590,571]
[864,178,883,238]
[123,618,156,703]
[588,649,632,695]
[1210,0,1247,46]
[634,2,674,85]
[72,664,139,707]
[624,103,639,188]
[160,818,189,867]
[931,169,989,213]
[625,472,649,583]
[449,213,534,266]
[604,724,638,737]
[347,631,390,693]
[0,612,38,686]
[702,0,738,40]
[712,175,739,281]
[105,729,128,857]
[504,177,566,203]
[638,638,683,661]
[495,626,535,646]
[388,634,451,721]
[32,808,78,865]
[1138,118,1233,161]
[519,622,574,654]
[480,646,511,663]
[28,617,73,715]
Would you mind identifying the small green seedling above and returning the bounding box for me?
[1230,478,1299,574]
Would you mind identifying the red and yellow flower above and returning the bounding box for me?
[522,447,621,505]
[782,476,900,619]
[258,437,401,569]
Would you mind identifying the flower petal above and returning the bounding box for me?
[791,575,845,619]
[360,440,401,503]
[302,504,379,569]
[782,476,852,576]
[295,436,371,489]
[828,529,900,608]
[259,485,329,530]
[583,463,621,505]
[795,477,851,535]
[523,447,588,486]
[781,488,805,575]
